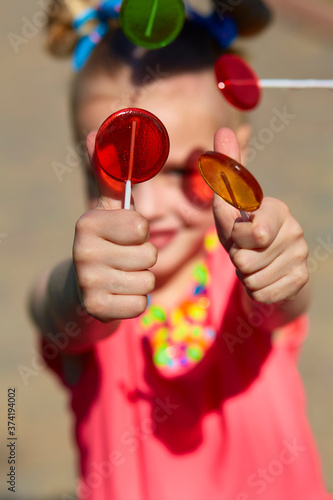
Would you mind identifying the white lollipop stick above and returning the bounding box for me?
[218,79,333,90]
[260,79,333,89]
[124,120,137,210]
[240,211,249,221]
[124,180,132,210]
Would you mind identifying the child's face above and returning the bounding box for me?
[77,68,241,284]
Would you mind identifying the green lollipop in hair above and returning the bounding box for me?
[119,0,185,49]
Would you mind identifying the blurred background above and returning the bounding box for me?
[0,0,332,498]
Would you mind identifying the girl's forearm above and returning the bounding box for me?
[29,259,119,355]
[240,279,312,332]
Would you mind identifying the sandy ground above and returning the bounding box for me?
[0,1,332,498]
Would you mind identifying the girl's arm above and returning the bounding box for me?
[29,200,157,354]
[29,258,120,355]
[29,132,157,355]
[239,267,311,332]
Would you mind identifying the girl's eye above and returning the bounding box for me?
[165,168,192,177]
[163,149,206,177]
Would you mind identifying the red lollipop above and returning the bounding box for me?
[95,108,170,208]
[215,53,333,111]
[215,53,261,111]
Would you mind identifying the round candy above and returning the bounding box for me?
[198,151,263,211]
[95,108,169,183]
[119,0,185,49]
[215,53,261,111]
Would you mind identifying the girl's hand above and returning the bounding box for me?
[72,132,157,323]
[212,128,309,304]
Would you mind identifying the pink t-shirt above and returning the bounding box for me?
[41,245,332,500]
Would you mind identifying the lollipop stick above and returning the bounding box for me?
[145,0,158,37]
[260,79,333,89]
[220,171,249,222]
[218,80,256,89]
[124,120,137,210]
[218,79,333,90]
[124,180,132,209]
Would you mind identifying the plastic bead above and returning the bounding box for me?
[154,345,169,366]
[193,263,208,286]
[198,151,263,211]
[187,343,203,361]
[204,229,219,252]
[188,304,207,322]
[151,305,167,322]
[119,0,185,49]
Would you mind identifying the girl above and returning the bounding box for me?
[29,1,331,499]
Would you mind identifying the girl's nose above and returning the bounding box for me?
[133,178,164,220]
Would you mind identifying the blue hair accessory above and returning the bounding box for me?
[73,7,99,32]
[72,0,121,71]
[186,6,238,49]
[72,0,238,71]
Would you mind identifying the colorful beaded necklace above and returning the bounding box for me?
[139,229,219,377]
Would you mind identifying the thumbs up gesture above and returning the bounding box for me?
[72,132,157,323]
[212,127,309,305]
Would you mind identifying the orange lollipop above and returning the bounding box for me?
[198,151,263,220]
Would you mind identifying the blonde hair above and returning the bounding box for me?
[45,0,100,56]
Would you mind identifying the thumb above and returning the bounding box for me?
[212,127,243,251]
[86,131,126,210]
[214,127,241,162]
